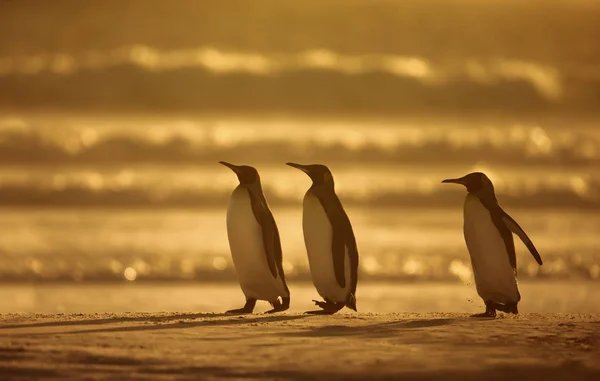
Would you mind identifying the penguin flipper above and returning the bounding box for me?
[331,229,347,288]
[261,220,282,279]
[346,237,359,296]
[318,193,358,290]
[249,193,279,278]
[482,200,517,271]
[502,213,543,265]
[260,218,279,278]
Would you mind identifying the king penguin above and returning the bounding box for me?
[286,163,359,314]
[442,172,543,318]
[220,161,290,314]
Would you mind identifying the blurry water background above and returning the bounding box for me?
[0,0,599,313]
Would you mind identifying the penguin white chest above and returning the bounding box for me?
[463,194,519,304]
[302,192,350,303]
[226,187,284,301]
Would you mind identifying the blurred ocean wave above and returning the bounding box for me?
[2,1,600,116]
[0,115,599,209]
[0,208,598,284]
[0,252,597,283]
[0,117,597,283]
[0,116,599,166]
[0,46,567,100]
[0,0,599,286]
[1,58,599,115]
[0,182,599,210]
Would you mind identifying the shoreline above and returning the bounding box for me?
[2,281,600,315]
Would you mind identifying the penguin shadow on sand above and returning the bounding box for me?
[0,312,227,330]
[11,314,309,337]
[280,318,456,339]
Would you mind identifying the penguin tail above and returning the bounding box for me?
[346,294,357,312]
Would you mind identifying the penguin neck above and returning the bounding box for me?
[239,181,266,200]
[471,189,498,207]
[309,182,336,198]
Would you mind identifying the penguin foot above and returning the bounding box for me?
[312,300,329,309]
[495,302,519,315]
[471,301,497,318]
[265,306,288,314]
[226,298,256,314]
[306,299,344,314]
[265,298,289,314]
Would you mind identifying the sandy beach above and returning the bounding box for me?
[1,312,598,381]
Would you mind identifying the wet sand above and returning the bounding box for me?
[1,312,599,380]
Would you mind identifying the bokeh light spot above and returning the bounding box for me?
[124,267,137,281]
[213,256,228,271]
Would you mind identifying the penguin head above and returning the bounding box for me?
[219,161,260,185]
[286,163,334,187]
[442,172,495,195]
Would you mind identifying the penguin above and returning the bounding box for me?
[286,163,358,315]
[219,161,290,314]
[442,172,543,318]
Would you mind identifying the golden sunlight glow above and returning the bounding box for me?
[590,265,600,279]
[52,175,67,190]
[361,256,381,275]
[28,259,43,274]
[402,258,425,276]
[180,259,196,276]
[448,260,473,283]
[80,128,99,147]
[302,49,338,69]
[483,60,561,100]
[529,127,553,155]
[113,170,136,189]
[526,262,540,277]
[110,259,123,274]
[123,267,137,281]
[384,56,433,80]
[84,173,104,191]
[212,256,228,271]
[469,163,499,185]
[569,176,590,197]
[579,140,597,159]
[51,54,77,75]
[467,59,561,100]
[0,45,566,99]
[0,1,598,323]
[282,260,295,274]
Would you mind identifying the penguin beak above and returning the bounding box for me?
[219,161,241,174]
[442,177,466,186]
[286,162,310,174]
